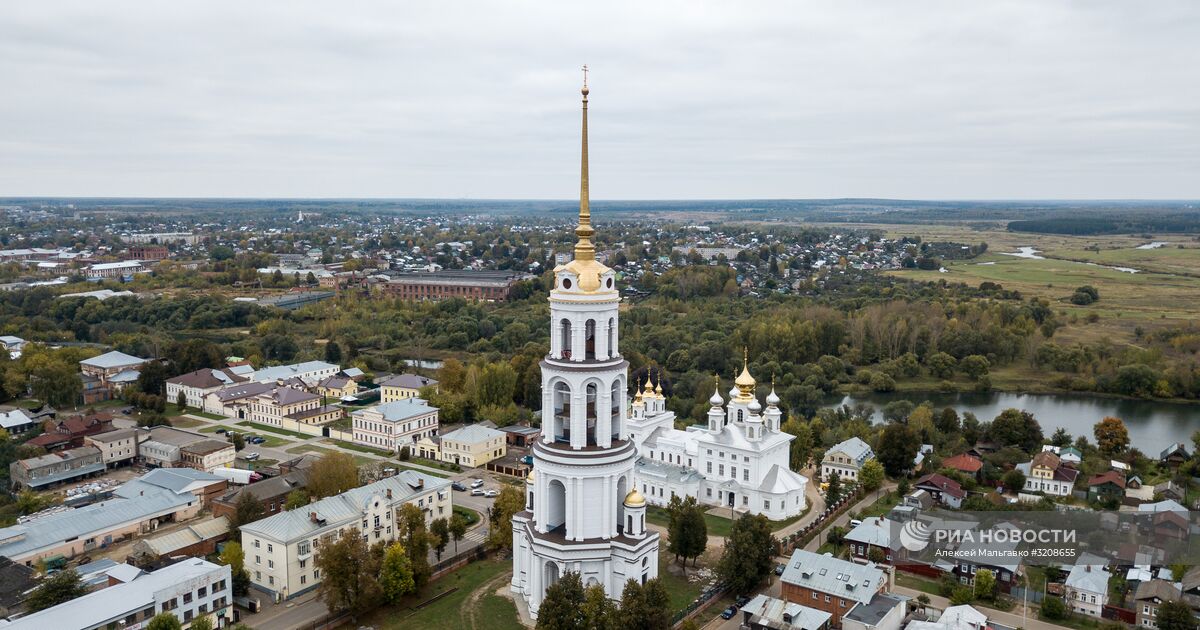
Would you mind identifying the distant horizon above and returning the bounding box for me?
[3,196,1197,204]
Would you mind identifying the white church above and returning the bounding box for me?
[511,74,660,618]
[626,358,809,521]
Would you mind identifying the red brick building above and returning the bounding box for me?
[125,245,169,261]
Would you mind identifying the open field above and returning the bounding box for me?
[365,558,520,630]
[284,443,373,465]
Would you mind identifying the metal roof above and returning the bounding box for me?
[780,549,885,606]
[441,424,505,445]
[79,350,147,369]
[352,397,437,422]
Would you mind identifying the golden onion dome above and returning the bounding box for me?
[526,469,536,483]
[734,348,756,398]
[623,489,647,507]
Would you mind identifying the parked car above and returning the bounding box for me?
[470,479,484,489]
[774,563,786,576]
[243,452,260,461]
[452,482,467,491]
[520,455,533,465]
[849,518,862,528]
[215,428,227,434]
[735,595,750,608]
[251,437,266,445]
[471,489,486,496]
[720,606,737,620]
[484,489,499,498]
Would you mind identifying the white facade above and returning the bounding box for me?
[627,367,808,521]
[512,80,659,619]
[821,437,875,482]
[351,398,439,452]
[1064,563,1110,618]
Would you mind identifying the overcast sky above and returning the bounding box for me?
[1,1,1197,200]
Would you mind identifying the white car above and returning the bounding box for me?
[470,479,484,489]
[470,489,486,496]
[243,452,260,461]
[483,490,499,498]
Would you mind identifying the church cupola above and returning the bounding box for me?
[764,378,782,432]
[623,489,647,538]
[707,375,725,432]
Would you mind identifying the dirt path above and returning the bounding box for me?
[462,569,516,629]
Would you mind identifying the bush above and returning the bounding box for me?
[1041,596,1067,620]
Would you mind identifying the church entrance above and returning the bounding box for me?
[727,491,735,507]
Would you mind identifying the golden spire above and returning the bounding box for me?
[574,64,596,263]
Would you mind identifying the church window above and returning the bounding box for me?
[764,500,770,510]
[743,455,749,462]
[706,488,712,497]
[737,410,744,422]
[718,465,724,476]
[731,467,736,478]
[706,449,712,455]
[743,469,749,481]
[742,496,748,506]
[706,462,712,473]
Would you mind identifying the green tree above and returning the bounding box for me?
[176,389,187,410]
[26,568,87,612]
[859,459,885,492]
[324,340,343,364]
[1094,416,1130,455]
[536,572,586,630]
[1002,469,1026,493]
[136,360,170,396]
[877,422,919,476]
[30,360,82,407]
[974,568,996,601]
[581,583,619,630]
[314,532,382,620]
[825,472,843,504]
[1157,600,1198,630]
[960,355,990,381]
[230,432,245,451]
[717,513,775,595]
[449,512,468,553]
[487,485,525,552]
[430,517,450,561]
[219,541,250,595]
[307,452,359,499]
[926,352,957,379]
[950,586,974,605]
[781,418,813,470]
[397,503,432,588]
[1041,596,1067,620]
[989,408,1043,452]
[379,542,416,604]
[189,617,214,630]
[231,490,265,534]
[146,612,183,630]
[284,489,309,510]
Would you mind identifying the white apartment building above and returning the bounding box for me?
[0,558,230,630]
[821,437,875,482]
[86,260,145,279]
[239,470,452,600]
[351,398,439,452]
[84,428,142,468]
[249,360,340,386]
[165,366,252,409]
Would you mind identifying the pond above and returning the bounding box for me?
[824,391,1200,453]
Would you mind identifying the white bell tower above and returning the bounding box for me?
[511,69,660,617]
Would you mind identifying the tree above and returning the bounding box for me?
[397,503,432,588]
[379,542,416,604]
[176,389,188,410]
[960,355,990,381]
[950,586,974,605]
[285,489,309,510]
[1157,600,1198,630]
[136,360,170,396]
[219,541,250,596]
[189,617,214,630]
[617,578,673,630]
[449,512,468,553]
[926,352,957,379]
[307,452,359,499]
[314,532,382,619]
[717,513,775,595]
[781,418,813,470]
[536,572,586,630]
[877,423,919,476]
[1094,416,1130,455]
[26,568,87,612]
[430,517,450,561]
[666,495,707,566]
[825,472,843,504]
[324,340,343,364]
[146,613,183,630]
[1002,469,1026,493]
[582,583,619,630]
[989,408,1043,453]
[231,491,265,533]
[859,459,885,492]
[487,485,525,551]
[230,432,245,451]
[974,568,996,601]
[29,360,82,407]
[1041,596,1067,620]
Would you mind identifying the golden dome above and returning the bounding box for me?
[623,489,646,507]
[654,380,663,397]
[526,469,536,483]
[556,257,611,294]
[734,348,756,399]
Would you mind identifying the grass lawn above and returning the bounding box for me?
[365,558,518,630]
[896,573,942,597]
[326,439,392,458]
[656,549,709,614]
[285,444,373,466]
[454,505,481,527]
[186,410,227,420]
[646,506,734,538]
[235,420,309,440]
[408,455,463,474]
[199,425,238,434]
[168,416,205,428]
[856,491,901,519]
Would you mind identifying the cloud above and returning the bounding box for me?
[0,0,1196,199]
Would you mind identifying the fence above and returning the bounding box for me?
[671,581,729,627]
[776,487,865,555]
[1009,586,1045,605]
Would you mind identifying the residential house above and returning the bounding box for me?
[316,375,358,400]
[1016,451,1078,498]
[203,381,274,418]
[1064,563,1110,618]
[1159,443,1190,468]
[1153,481,1185,503]
[0,558,231,630]
[821,437,875,482]
[212,470,308,521]
[130,516,231,560]
[499,425,542,448]
[26,412,115,450]
[1042,444,1083,466]
[140,426,218,469]
[379,373,438,402]
[948,523,1021,594]
[0,556,37,617]
[844,517,900,565]
[0,468,225,565]
[435,424,507,467]
[0,335,26,359]
[239,470,452,600]
[0,409,35,435]
[842,594,906,630]
[79,351,148,403]
[179,439,236,472]
[351,398,439,452]
[906,605,990,630]
[941,453,983,481]
[1086,471,1126,504]
[9,446,105,490]
[249,360,340,387]
[1134,579,1182,629]
[84,428,142,468]
[165,367,250,409]
[903,489,934,511]
[780,549,888,627]
[913,474,965,508]
[741,594,832,630]
[249,386,341,428]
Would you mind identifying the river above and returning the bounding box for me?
[824,391,1200,453]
